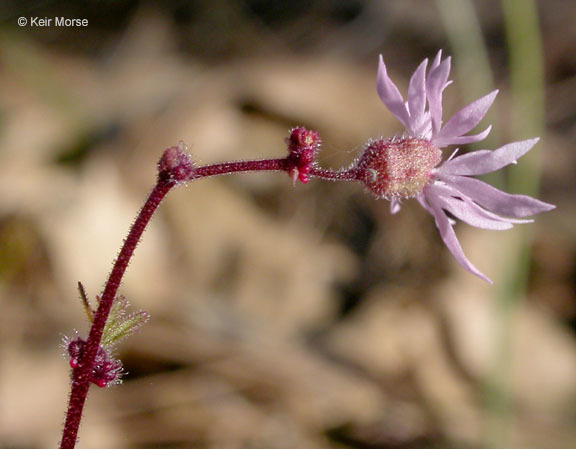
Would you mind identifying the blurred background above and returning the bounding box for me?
[0,1,575,448]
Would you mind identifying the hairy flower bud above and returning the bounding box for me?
[66,335,85,369]
[91,356,123,388]
[62,333,124,387]
[158,141,195,184]
[285,126,321,184]
[356,137,441,199]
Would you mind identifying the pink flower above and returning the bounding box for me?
[357,51,555,282]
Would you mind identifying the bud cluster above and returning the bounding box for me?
[285,127,321,184]
[63,332,123,388]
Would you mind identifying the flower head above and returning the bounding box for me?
[356,51,555,282]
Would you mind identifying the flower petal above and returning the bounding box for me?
[411,111,433,139]
[407,59,428,133]
[439,138,539,176]
[429,181,534,226]
[429,50,443,73]
[440,175,556,217]
[377,55,410,128]
[426,55,451,135]
[451,183,534,224]
[433,90,498,147]
[427,195,492,283]
[426,186,512,231]
[433,125,491,148]
[390,198,402,214]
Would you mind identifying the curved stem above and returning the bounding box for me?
[59,151,357,449]
[59,181,173,449]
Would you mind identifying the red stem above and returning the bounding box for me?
[309,166,359,181]
[59,154,357,449]
[192,159,359,182]
[59,181,173,449]
[193,158,288,177]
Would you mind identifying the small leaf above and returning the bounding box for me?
[101,295,150,347]
[102,310,150,346]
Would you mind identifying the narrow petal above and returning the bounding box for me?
[426,56,451,135]
[429,183,525,229]
[441,182,534,224]
[427,195,492,283]
[433,125,491,148]
[377,55,410,128]
[433,90,498,146]
[418,193,457,223]
[431,188,513,230]
[411,111,433,139]
[429,50,443,73]
[439,138,539,176]
[440,175,556,217]
[390,198,402,214]
[407,59,428,133]
[416,193,435,215]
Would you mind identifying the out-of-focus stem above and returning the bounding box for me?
[485,2,545,449]
[435,0,495,104]
[436,0,501,182]
[502,0,545,194]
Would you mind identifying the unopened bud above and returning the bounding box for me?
[62,333,124,387]
[158,141,195,184]
[285,127,321,184]
[91,356,123,388]
[66,336,86,369]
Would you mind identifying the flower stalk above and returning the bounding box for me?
[60,53,554,448]
[59,180,173,449]
[59,130,325,449]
